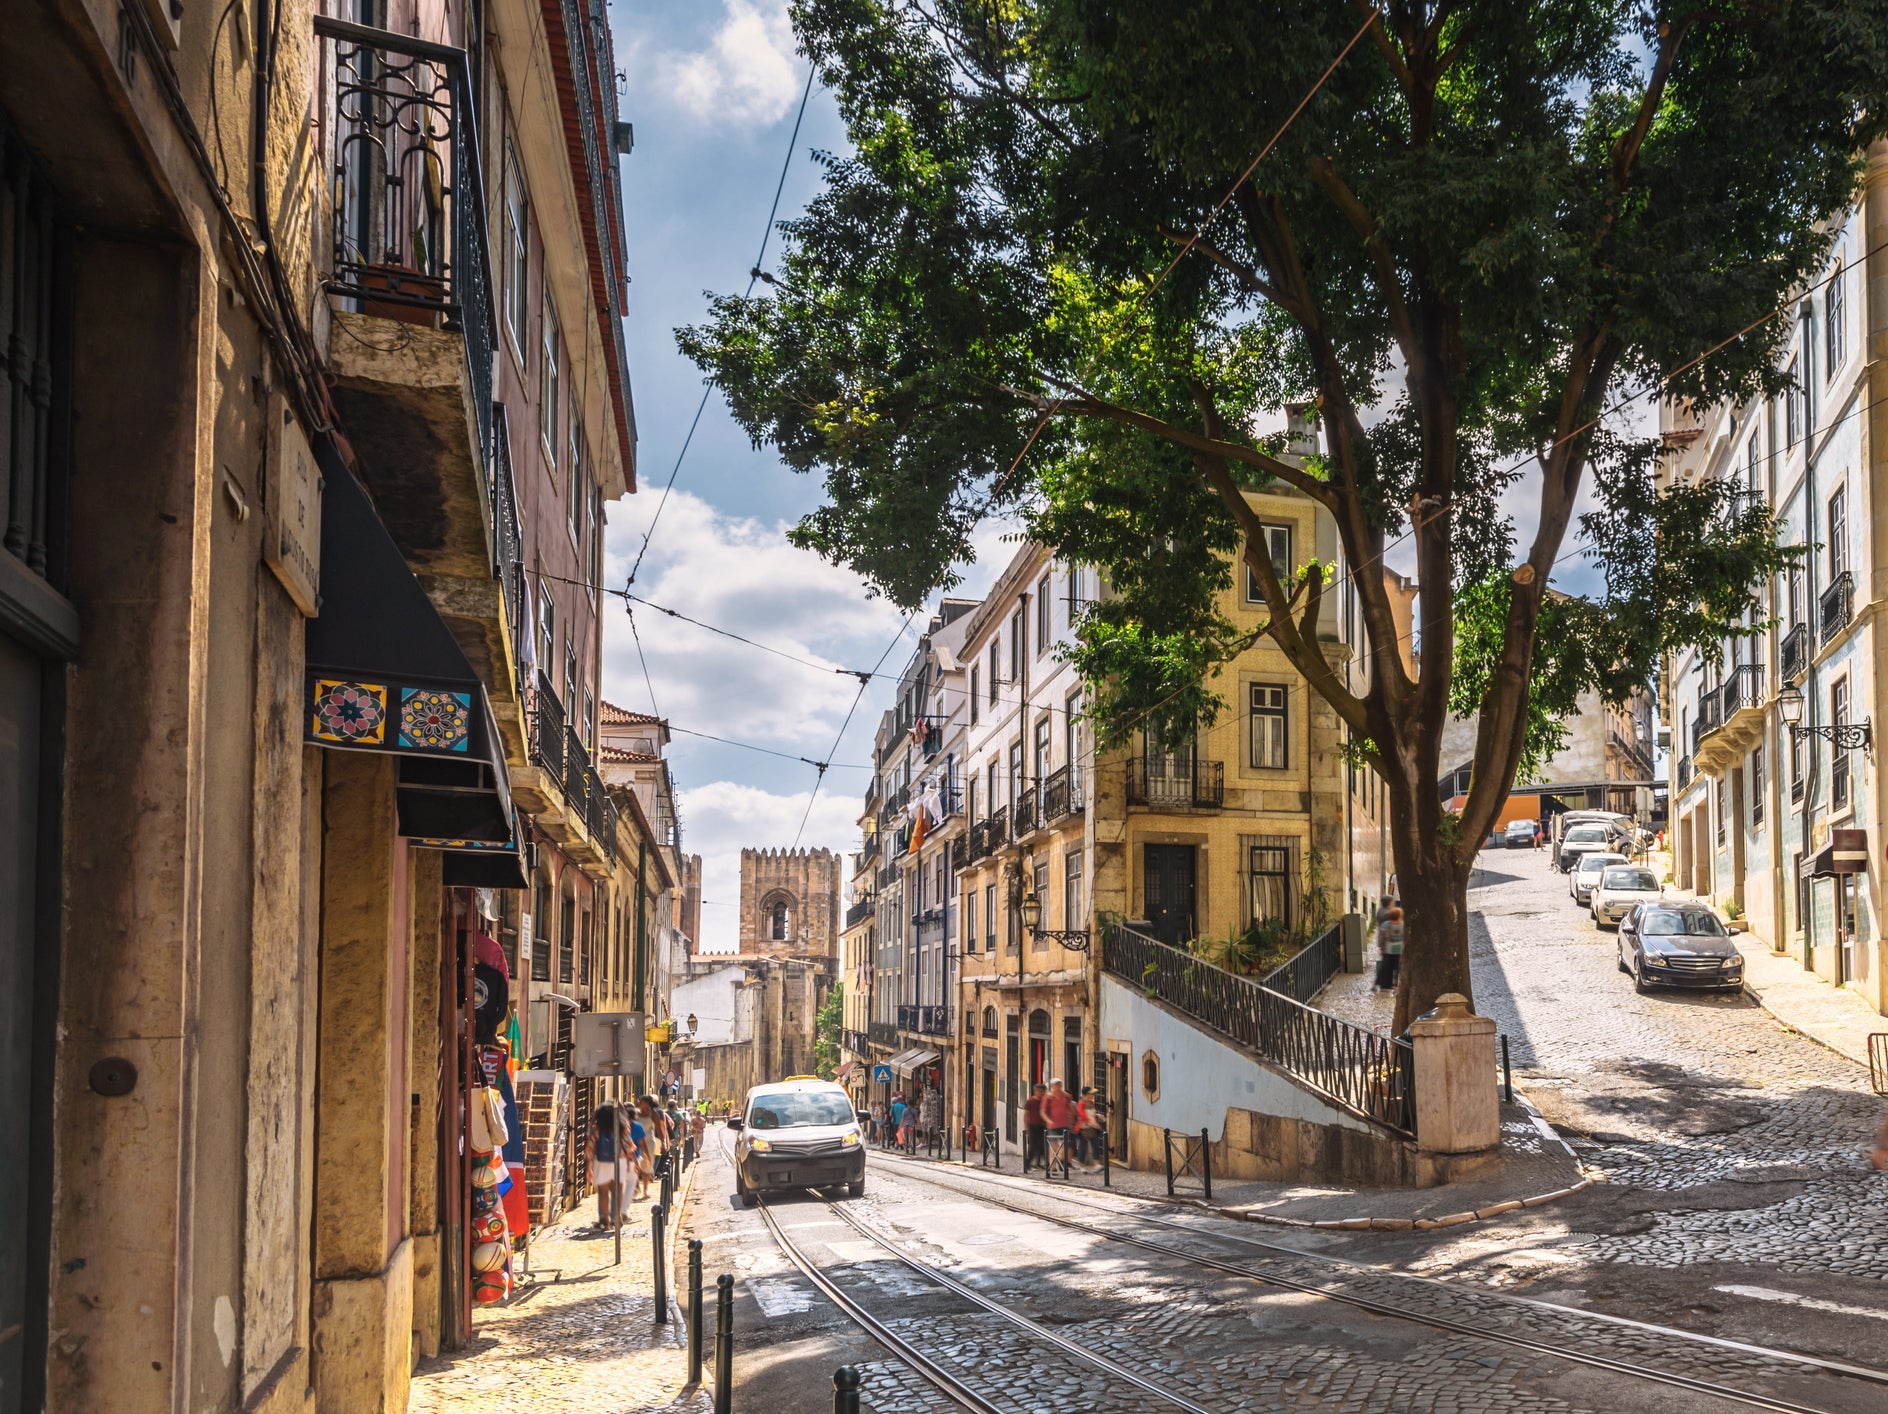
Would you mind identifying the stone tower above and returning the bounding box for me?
[738,847,841,959]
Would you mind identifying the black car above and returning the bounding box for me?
[1617,904,1745,993]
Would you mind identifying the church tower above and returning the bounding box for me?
[738,847,841,959]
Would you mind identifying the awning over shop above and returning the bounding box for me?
[304,436,512,851]
[833,1060,858,1084]
[893,1048,940,1075]
[1802,828,1868,879]
[409,809,529,890]
[882,1047,922,1073]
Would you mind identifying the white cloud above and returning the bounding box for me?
[678,779,864,952]
[658,2,801,127]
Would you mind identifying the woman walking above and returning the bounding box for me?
[1375,905,1405,991]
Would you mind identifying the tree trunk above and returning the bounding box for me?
[1389,848,1476,1037]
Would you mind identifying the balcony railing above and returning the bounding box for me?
[987,807,1009,850]
[881,782,911,823]
[1040,765,1084,822]
[877,862,899,890]
[1102,923,1414,1135]
[1012,786,1039,837]
[1720,663,1764,718]
[490,404,527,697]
[316,17,494,472]
[1676,755,1693,790]
[528,674,567,782]
[1126,758,1226,809]
[845,897,874,929]
[523,673,615,861]
[1780,622,1808,683]
[867,1021,899,1049]
[1820,571,1854,646]
[896,1004,954,1037]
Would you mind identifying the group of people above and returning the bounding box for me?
[590,1094,707,1229]
[865,1087,944,1149]
[1023,1078,1107,1173]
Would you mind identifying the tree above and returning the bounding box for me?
[813,981,844,1081]
[682,1,1886,1031]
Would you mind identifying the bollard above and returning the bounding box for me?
[661,1153,675,1211]
[1102,1126,1111,1188]
[1162,1127,1175,1196]
[1500,1033,1514,1104]
[833,1364,862,1414]
[1200,1127,1212,1201]
[652,1204,669,1324]
[686,1239,704,1385]
[713,1273,735,1414]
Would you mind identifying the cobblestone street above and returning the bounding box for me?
[1316,846,1888,1353]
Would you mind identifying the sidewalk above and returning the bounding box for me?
[884,1099,1586,1233]
[409,1161,709,1414]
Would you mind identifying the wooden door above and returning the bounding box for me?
[1144,844,1197,947]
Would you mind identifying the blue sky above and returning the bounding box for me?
[600,2,1015,948]
[596,1,1631,948]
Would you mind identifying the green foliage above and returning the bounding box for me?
[684,0,1886,880]
[812,981,844,1081]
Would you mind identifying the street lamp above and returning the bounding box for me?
[686,1013,698,1035]
[1778,684,1872,753]
[1019,882,1091,953]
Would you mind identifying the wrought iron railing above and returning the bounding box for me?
[987,807,1008,850]
[1780,622,1807,683]
[1102,922,1416,1135]
[522,673,615,860]
[882,782,911,822]
[1126,759,1226,809]
[587,783,618,861]
[1676,755,1693,790]
[896,1004,952,1036]
[949,835,966,872]
[1258,923,1345,1008]
[877,861,899,890]
[867,1021,899,1048]
[489,403,527,696]
[1040,765,1085,822]
[1821,571,1854,645]
[316,17,494,474]
[845,897,874,929]
[965,821,990,863]
[1720,662,1764,717]
[1013,785,1039,837]
[528,673,567,781]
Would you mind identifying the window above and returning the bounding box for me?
[1715,783,1725,845]
[988,641,999,703]
[583,688,595,748]
[1791,729,1806,802]
[503,141,530,354]
[1010,608,1026,681]
[964,889,976,951]
[1249,683,1288,769]
[1826,261,1845,382]
[1037,574,1051,651]
[1034,717,1051,784]
[1141,1050,1160,1101]
[1244,523,1293,601]
[565,636,578,709]
[578,908,591,984]
[1008,740,1023,811]
[1066,564,1086,616]
[1750,748,1764,828]
[1065,691,1084,788]
[1787,563,1805,628]
[984,882,997,951]
[1249,838,1295,929]
[1063,851,1083,931]
[537,583,555,687]
[1785,355,1802,447]
[986,760,999,818]
[966,776,978,825]
[1832,678,1851,810]
[568,422,587,544]
[559,891,575,984]
[1828,485,1847,580]
[969,665,980,724]
[541,295,561,467]
[1031,862,1050,949]
[530,880,551,981]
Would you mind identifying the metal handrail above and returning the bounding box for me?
[1102,922,1415,1135]
[1258,923,1345,1007]
[1820,571,1854,646]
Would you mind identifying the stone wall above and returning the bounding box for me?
[738,847,841,958]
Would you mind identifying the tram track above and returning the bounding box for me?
[866,1149,1888,1414]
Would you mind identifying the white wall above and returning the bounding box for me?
[1099,976,1374,1141]
[671,966,750,1045]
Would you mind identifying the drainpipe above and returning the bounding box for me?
[1799,299,1821,972]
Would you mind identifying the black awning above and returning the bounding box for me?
[1803,828,1868,880]
[409,810,528,890]
[304,435,510,843]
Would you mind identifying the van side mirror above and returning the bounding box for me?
[726,1116,744,1131]
[857,1110,871,1124]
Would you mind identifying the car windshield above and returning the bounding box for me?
[1578,853,1626,875]
[1565,827,1610,843]
[1602,868,1658,890]
[1638,909,1727,937]
[747,1091,856,1129]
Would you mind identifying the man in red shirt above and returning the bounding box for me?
[1022,1083,1046,1171]
[1041,1078,1075,1175]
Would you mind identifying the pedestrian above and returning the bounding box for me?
[1374,905,1404,991]
[920,1087,943,1151]
[869,1100,885,1145]
[690,1108,706,1149]
[1023,1083,1047,1171]
[1041,1078,1075,1174]
[888,1093,908,1149]
[1076,1086,1105,1171]
[628,1106,651,1202]
[591,1102,626,1228]
[636,1094,669,1179]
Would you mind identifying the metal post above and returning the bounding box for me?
[833,1364,862,1414]
[713,1273,735,1414]
[1200,1128,1212,1201]
[686,1239,704,1385]
[613,1107,626,1267]
[1163,1128,1175,1196]
[1500,1033,1514,1104]
[661,1152,675,1211]
[652,1204,669,1324]
[1102,1124,1111,1187]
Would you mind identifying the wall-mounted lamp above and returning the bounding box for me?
[1778,685,1872,753]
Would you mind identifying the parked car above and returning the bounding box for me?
[1555,822,1622,874]
[1570,851,1629,905]
[1503,819,1540,848]
[1617,904,1745,992]
[728,1077,867,1205]
[1590,864,1662,927]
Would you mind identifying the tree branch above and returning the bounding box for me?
[1304,155,1421,375]
[1154,225,1291,307]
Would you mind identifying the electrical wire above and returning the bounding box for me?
[794,612,917,849]
[626,65,818,588]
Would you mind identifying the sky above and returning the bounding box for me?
[598,1,1642,949]
[600,2,1015,949]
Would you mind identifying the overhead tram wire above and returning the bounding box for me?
[793,611,917,849]
[624,65,818,590]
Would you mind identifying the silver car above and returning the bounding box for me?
[1591,865,1662,927]
[1569,851,1628,905]
[1617,904,1745,993]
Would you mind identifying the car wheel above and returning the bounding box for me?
[845,1179,865,1199]
[735,1177,755,1208]
[1632,960,1649,995]
[1616,944,1629,973]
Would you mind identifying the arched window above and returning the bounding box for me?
[771,900,791,941]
